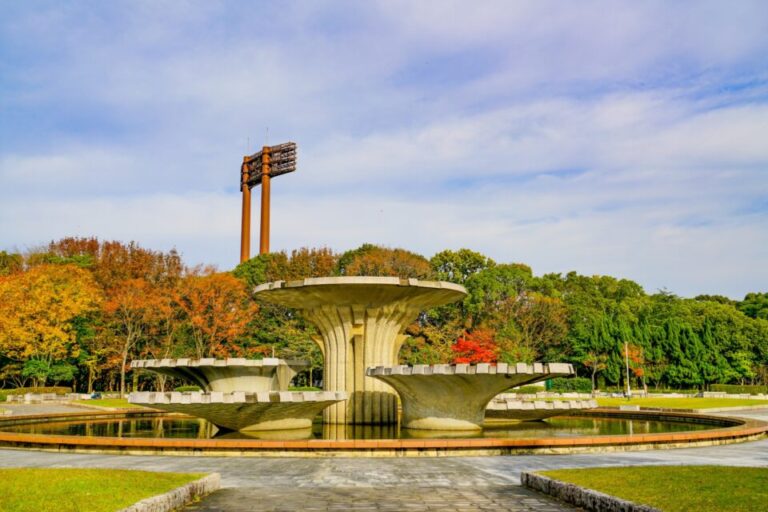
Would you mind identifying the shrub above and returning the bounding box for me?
[710,384,767,395]
[174,385,202,392]
[649,388,700,394]
[548,377,592,393]
[511,385,545,394]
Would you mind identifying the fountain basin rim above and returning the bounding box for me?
[128,390,348,405]
[366,362,574,376]
[131,357,308,369]
[1,408,765,457]
[254,276,467,294]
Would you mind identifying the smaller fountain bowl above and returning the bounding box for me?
[129,390,347,431]
[131,357,308,393]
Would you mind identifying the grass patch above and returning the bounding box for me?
[74,398,142,409]
[0,468,204,512]
[596,397,767,409]
[540,466,768,512]
[289,386,322,391]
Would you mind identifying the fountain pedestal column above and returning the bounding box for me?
[254,277,467,424]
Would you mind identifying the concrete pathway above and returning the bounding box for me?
[1,403,93,415]
[0,406,766,511]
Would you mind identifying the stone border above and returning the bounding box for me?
[486,398,597,420]
[521,472,660,512]
[129,390,347,405]
[117,473,220,512]
[367,362,574,376]
[131,357,307,369]
[0,408,765,457]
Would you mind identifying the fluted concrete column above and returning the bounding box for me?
[254,277,467,424]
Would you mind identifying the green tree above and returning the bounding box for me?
[739,292,768,320]
[430,249,495,284]
[0,251,23,276]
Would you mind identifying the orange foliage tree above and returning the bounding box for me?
[0,265,101,379]
[624,343,647,392]
[40,237,184,392]
[43,236,183,287]
[175,272,258,359]
[103,278,165,397]
[138,283,186,390]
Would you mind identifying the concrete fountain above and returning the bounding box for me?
[367,362,576,430]
[129,357,347,431]
[253,277,467,425]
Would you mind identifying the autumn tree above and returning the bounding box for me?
[103,278,165,397]
[624,343,647,393]
[138,282,187,390]
[451,328,499,363]
[44,236,183,288]
[338,244,432,279]
[0,264,101,385]
[176,272,258,359]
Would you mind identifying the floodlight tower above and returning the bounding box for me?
[240,142,297,262]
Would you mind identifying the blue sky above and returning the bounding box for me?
[1,1,767,298]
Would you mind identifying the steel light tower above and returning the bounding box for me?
[239,142,297,262]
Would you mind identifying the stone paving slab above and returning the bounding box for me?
[183,486,578,511]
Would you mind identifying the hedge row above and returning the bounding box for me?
[174,385,202,392]
[548,377,592,393]
[511,385,546,394]
[710,384,768,395]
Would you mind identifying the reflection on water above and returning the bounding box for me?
[479,417,709,439]
[3,415,712,440]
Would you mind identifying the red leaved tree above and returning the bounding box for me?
[451,328,498,363]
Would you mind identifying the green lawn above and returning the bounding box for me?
[540,466,768,512]
[596,396,767,409]
[289,386,323,391]
[0,468,204,512]
[73,398,142,409]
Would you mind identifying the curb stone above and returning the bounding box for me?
[117,473,220,512]
[521,472,660,512]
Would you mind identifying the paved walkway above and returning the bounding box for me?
[1,403,93,415]
[1,406,767,511]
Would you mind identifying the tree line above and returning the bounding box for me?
[1,238,767,394]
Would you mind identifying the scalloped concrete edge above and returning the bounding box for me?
[116,473,220,512]
[521,472,660,512]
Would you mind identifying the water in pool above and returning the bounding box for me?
[3,415,713,441]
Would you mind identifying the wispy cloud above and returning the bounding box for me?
[1,1,767,298]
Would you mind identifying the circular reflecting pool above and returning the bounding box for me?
[2,415,714,441]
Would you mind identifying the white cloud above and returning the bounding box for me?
[1,1,767,299]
